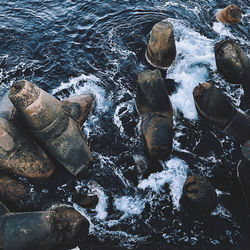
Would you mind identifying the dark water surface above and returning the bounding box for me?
[0,0,250,249]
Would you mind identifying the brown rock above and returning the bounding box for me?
[181,176,217,213]
[193,82,250,143]
[0,205,89,250]
[214,40,250,85]
[0,92,55,179]
[0,174,29,209]
[136,70,173,159]
[62,93,95,126]
[8,80,93,177]
[193,82,235,129]
[146,21,176,70]
[52,206,90,248]
[216,5,242,24]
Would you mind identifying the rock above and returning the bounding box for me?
[146,21,176,70]
[216,5,242,24]
[0,201,10,217]
[51,206,89,248]
[0,174,29,210]
[136,69,173,159]
[193,82,250,143]
[0,92,55,179]
[193,83,235,129]
[72,193,99,208]
[0,205,89,250]
[214,40,250,86]
[62,93,95,127]
[224,111,250,143]
[8,80,93,177]
[242,140,250,162]
[237,160,250,212]
[180,176,217,213]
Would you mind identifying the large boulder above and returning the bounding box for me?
[0,92,55,179]
[193,82,250,143]
[214,40,250,86]
[216,5,242,24]
[180,176,218,213]
[136,69,173,159]
[146,21,176,70]
[8,80,93,177]
[0,204,89,250]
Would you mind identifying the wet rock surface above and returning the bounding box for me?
[214,40,250,86]
[136,69,173,160]
[8,80,93,177]
[0,92,55,180]
[146,21,176,69]
[216,5,242,24]
[180,176,218,213]
[193,82,250,143]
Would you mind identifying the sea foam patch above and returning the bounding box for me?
[167,21,215,120]
[138,158,188,209]
[113,196,145,215]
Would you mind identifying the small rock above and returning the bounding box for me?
[180,176,218,213]
[216,5,242,24]
[146,21,176,70]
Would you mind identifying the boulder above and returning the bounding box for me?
[0,205,89,250]
[0,174,29,210]
[216,5,242,24]
[136,69,173,159]
[146,21,176,70]
[0,92,55,179]
[214,40,250,86]
[237,160,250,212]
[8,80,93,177]
[180,176,217,213]
[193,82,250,143]
[62,93,95,127]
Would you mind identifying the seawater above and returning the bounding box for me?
[0,0,249,249]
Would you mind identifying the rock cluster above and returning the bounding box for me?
[0,80,95,248]
[0,3,248,247]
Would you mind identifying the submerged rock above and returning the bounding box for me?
[180,176,217,213]
[0,92,55,179]
[216,5,242,24]
[193,82,250,143]
[136,69,173,159]
[0,204,89,250]
[146,21,176,70]
[62,93,95,127]
[72,193,99,208]
[214,40,250,86]
[8,80,93,177]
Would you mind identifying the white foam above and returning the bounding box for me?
[51,73,110,113]
[91,184,108,220]
[138,158,188,209]
[212,22,232,37]
[113,196,145,215]
[167,21,215,120]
